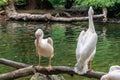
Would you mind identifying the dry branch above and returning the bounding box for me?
[0,58,29,68]
[0,58,106,80]
[0,66,34,80]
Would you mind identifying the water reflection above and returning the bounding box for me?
[0,21,120,80]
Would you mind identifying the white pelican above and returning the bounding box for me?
[74,6,98,74]
[34,29,54,70]
[101,65,120,80]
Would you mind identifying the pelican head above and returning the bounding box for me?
[101,65,120,80]
[109,65,120,72]
[88,6,94,16]
[35,29,43,38]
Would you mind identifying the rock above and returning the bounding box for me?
[30,73,65,80]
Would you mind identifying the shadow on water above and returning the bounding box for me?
[0,21,120,80]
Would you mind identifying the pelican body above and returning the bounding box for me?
[74,6,98,74]
[35,29,54,68]
[101,65,120,80]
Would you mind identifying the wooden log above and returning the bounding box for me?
[103,7,107,22]
[0,58,29,68]
[0,66,34,80]
[0,58,106,79]
[8,13,104,22]
[0,10,5,14]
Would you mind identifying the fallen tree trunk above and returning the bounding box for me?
[5,8,104,22]
[0,58,29,68]
[6,12,104,22]
[0,58,106,80]
[0,66,34,80]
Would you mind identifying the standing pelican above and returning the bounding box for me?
[74,6,98,74]
[101,65,120,80]
[35,29,54,70]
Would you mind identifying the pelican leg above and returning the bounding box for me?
[48,57,52,69]
[88,60,92,71]
[35,42,39,57]
[46,57,52,71]
[36,48,38,56]
[37,55,42,68]
[38,55,41,66]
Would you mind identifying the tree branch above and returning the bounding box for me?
[0,58,29,68]
[0,66,34,80]
[0,58,106,79]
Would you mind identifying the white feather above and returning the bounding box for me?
[101,65,120,80]
[34,29,54,67]
[74,6,98,74]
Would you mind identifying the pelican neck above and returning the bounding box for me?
[88,14,95,32]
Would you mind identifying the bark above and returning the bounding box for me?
[103,7,107,22]
[0,10,5,14]
[55,12,71,17]
[0,58,29,68]
[4,0,17,17]
[8,13,104,22]
[0,58,106,80]
[0,66,34,80]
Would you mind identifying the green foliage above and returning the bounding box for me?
[0,0,5,6]
[49,0,66,5]
[75,0,120,8]
[115,12,120,17]
[16,0,26,5]
[49,0,60,5]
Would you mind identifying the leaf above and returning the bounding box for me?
[75,0,120,8]
[0,1,5,6]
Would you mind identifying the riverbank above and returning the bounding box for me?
[0,9,120,23]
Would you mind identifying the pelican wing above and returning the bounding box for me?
[47,37,53,46]
[77,30,85,43]
[109,72,120,80]
[76,30,85,60]
[101,70,120,80]
[88,47,96,61]
[79,33,97,61]
[74,33,97,74]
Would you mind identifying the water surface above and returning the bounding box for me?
[0,21,120,80]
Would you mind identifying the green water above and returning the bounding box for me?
[0,21,120,80]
